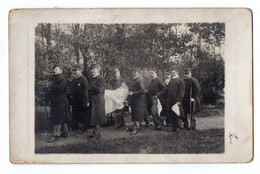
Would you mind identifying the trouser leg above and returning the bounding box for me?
[72,105,80,130]
[130,121,141,135]
[165,111,171,125]
[144,94,150,125]
[115,113,119,128]
[80,106,88,132]
[169,111,182,130]
[89,125,101,139]
[53,124,62,137]
[151,97,163,127]
[118,112,125,127]
[133,121,141,131]
[182,112,189,129]
[121,112,125,126]
[61,123,69,137]
[96,125,101,137]
[191,114,196,129]
[93,126,97,135]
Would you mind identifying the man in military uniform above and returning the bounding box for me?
[88,64,106,139]
[47,65,69,143]
[71,67,89,134]
[166,69,185,132]
[182,68,201,130]
[128,69,148,135]
[147,69,167,130]
[107,68,123,90]
[107,68,127,129]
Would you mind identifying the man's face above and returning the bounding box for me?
[132,70,139,79]
[149,71,157,79]
[91,67,99,77]
[114,71,120,79]
[184,71,191,79]
[171,70,178,78]
[73,70,81,78]
[53,67,62,75]
[165,73,171,79]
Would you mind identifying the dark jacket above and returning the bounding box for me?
[147,77,167,98]
[129,76,148,121]
[89,75,106,126]
[183,77,201,113]
[50,74,69,125]
[166,77,185,116]
[71,75,89,107]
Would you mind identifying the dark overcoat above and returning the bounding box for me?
[129,76,148,121]
[183,77,201,113]
[50,74,69,125]
[71,75,89,122]
[71,75,89,107]
[88,75,106,126]
[165,77,185,117]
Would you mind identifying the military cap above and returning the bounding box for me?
[148,68,156,72]
[114,68,120,73]
[72,66,82,71]
[53,64,63,70]
[90,64,101,70]
[184,68,192,73]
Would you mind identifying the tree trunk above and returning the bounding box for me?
[46,23,52,46]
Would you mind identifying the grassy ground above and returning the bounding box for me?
[35,128,224,154]
[35,105,224,154]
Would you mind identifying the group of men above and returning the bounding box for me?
[128,68,201,135]
[47,64,105,142]
[46,64,201,142]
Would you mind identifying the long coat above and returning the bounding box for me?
[129,76,148,121]
[183,77,201,114]
[165,77,185,117]
[50,74,69,125]
[88,75,106,126]
[71,75,89,122]
[71,75,89,107]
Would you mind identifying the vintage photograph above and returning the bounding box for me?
[34,23,225,154]
[9,9,252,163]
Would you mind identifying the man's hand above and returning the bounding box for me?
[128,91,133,96]
[190,98,195,102]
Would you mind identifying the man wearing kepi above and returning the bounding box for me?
[71,67,89,134]
[128,68,148,135]
[88,64,106,139]
[107,68,123,90]
[166,69,185,132]
[147,69,167,130]
[107,68,127,129]
[182,68,201,130]
[47,65,69,143]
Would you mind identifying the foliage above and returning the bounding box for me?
[35,23,225,105]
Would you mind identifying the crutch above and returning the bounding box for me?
[189,81,193,129]
[44,102,52,131]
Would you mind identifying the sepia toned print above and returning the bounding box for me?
[9,9,252,163]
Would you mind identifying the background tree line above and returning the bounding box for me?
[35,23,225,106]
